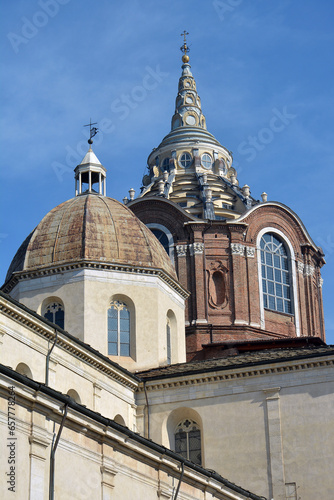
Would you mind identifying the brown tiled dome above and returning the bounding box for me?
[6,194,176,280]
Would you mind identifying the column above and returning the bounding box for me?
[230,242,248,326]
[264,388,285,500]
[175,244,189,322]
[89,171,92,192]
[189,241,206,324]
[99,172,102,194]
[245,245,261,328]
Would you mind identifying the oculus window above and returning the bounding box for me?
[175,419,201,465]
[179,152,192,168]
[108,301,130,356]
[201,153,212,170]
[260,233,293,314]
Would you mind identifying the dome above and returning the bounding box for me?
[6,194,177,281]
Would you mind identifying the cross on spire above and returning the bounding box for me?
[84,119,99,145]
[180,30,190,55]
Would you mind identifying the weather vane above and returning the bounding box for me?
[84,119,99,144]
[180,31,190,63]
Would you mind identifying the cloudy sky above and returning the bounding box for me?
[1,0,333,342]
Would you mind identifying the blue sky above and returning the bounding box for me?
[1,0,333,343]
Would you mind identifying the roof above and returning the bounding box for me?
[137,344,334,380]
[0,363,265,500]
[6,194,177,281]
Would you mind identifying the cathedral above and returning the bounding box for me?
[0,37,333,500]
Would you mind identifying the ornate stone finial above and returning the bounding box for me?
[261,192,268,202]
[158,179,165,195]
[129,188,135,201]
[84,119,98,145]
[242,185,250,198]
[123,196,128,205]
[180,30,190,63]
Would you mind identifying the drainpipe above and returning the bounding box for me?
[45,330,58,386]
[143,381,150,439]
[173,461,185,500]
[49,404,68,500]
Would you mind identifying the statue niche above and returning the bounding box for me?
[207,261,228,309]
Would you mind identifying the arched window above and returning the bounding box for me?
[147,223,175,264]
[108,301,130,356]
[260,233,292,314]
[175,419,201,465]
[166,318,171,365]
[43,301,64,329]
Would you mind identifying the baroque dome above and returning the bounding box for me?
[6,194,177,281]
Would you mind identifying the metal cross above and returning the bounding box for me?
[181,30,189,43]
[180,31,190,55]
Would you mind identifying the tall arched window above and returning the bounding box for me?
[43,301,64,329]
[108,301,130,356]
[260,233,292,314]
[166,318,171,365]
[175,419,201,465]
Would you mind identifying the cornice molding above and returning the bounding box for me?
[139,356,334,392]
[2,260,189,299]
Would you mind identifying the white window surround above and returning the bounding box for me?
[256,227,300,337]
[146,223,175,265]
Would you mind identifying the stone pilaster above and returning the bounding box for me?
[263,388,285,500]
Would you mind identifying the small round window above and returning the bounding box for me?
[201,153,212,170]
[179,152,192,168]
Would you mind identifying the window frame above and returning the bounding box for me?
[146,223,175,265]
[108,300,131,357]
[256,227,300,336]
[42,299,65,330]
[174,419,202,465]
[201,153,212,170]
[178,152,192,169]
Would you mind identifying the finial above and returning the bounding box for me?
[180,30,190,63]
[84,119,99,145]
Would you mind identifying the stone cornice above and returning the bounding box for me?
[138,354,334,392]
[0,292,139,391]
[2,260,189,299]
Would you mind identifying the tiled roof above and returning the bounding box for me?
[137,345,334,380]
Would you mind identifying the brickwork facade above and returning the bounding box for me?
[130,199,325,359]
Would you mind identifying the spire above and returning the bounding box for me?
[171,31,206,131]
[74,122,107,196]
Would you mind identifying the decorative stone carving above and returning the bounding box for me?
[304,265,315,277]
[176,244,188,257]
[231,243,244,256]
[297,261,304,274]
[189,243,204,255]
[317,277,324,288]
[245,246,255,258]
[207,261,228,310]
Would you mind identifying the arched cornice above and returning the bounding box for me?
[230,202,321,253]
